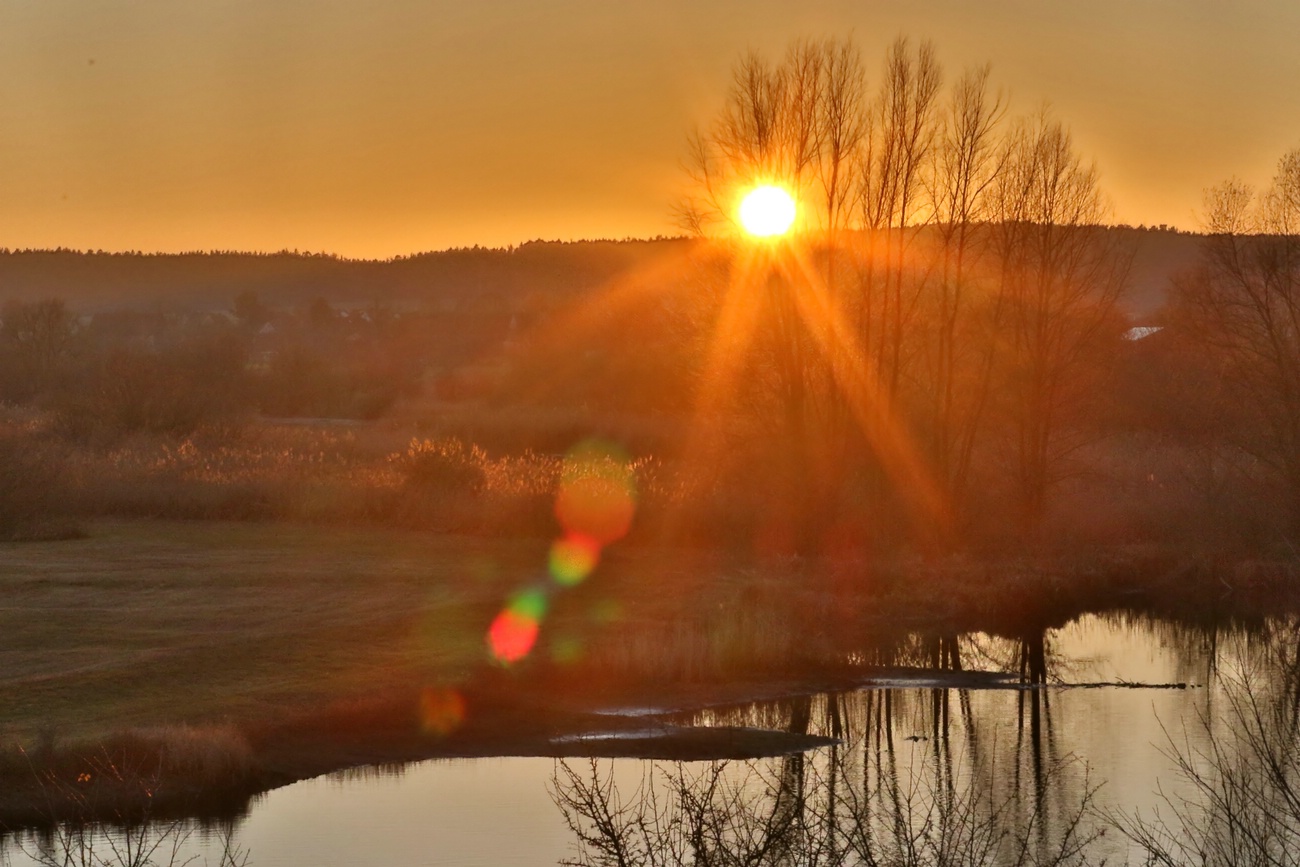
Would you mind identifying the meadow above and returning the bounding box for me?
[5,408,1300,833]
[0,519,540,742]
[0,510,858,827]
[5,411,1296,739]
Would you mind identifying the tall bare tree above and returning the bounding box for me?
[1175,147,1300,538]
[917,64,1007,524]
[854,37,943,400]
[814,39,868,238]
[680,37,868,238]
[680,36,1126,546]
[990,111,1127,534]
[679,37,877,553]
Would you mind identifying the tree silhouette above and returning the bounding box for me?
[1174,147,1300,539]
[0,297,76,398]
[989,112,1127,535]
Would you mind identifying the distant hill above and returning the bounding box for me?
[0,228,1197,318]
[1121,227,1202,318]
[0,239,693,314]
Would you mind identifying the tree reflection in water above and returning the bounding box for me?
[1118,616,1300,867]
[551,686,1102,866]
[10,819,247,867]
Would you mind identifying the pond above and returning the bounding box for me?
[5,612,1298,866]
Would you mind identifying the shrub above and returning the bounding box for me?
[0,430,67,538]
[52,338,248,440]
[256,345,414,420]
[392,438,487,495]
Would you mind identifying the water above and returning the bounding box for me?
[5,612,1298,866]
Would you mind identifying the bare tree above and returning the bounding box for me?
[680,37,868,238]
[916,64,1008,529]
[551,747,1102,867]
[1119,618,1300,866]
[679,37,1126,547]
[854,37,943,399]
[0,298,76,396]
[678,37,874,553]
[989,111,1127,535]
[814,40,868,239]
[1173,148,1300,539]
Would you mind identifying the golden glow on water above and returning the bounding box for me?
[1,616,1272,867]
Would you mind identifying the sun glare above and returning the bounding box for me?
[738,185,797,238]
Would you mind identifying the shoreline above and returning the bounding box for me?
[0,656,1217,833]
[3,518,1298,832]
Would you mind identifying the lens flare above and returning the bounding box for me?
[487,608,540,664]
[419,687,466,736]
[739,185,797,237]
[509,587,548,621]
[549,533,601,586]
[555,439,638,545]
[488,439,639,665]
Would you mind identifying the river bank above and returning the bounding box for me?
[2,518,1296,832]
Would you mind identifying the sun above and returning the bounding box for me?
[738,185,797,238]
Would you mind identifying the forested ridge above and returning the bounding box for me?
[0,229,1184,316]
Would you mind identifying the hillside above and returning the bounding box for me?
[0,228,1196,318]
[1122,227,1201,318]
[0,238,691,313]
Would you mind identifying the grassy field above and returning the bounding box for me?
[7,516,1296,751]
[6,516,1300,829]
[0,520,560,744]
[1,517,809,751]
[0,517,869,828]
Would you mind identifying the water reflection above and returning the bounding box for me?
[1117,615,1300,867]
[549,614,1300,866]
[6,614,1300,867]
[5,819,247,867]
[551,721,1099,866]
[552,623,1108,866]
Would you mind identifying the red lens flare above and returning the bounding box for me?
[487,608,540,664]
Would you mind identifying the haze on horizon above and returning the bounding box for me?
[3,0,1299,259]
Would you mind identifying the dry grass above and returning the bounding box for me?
[34,424,677,539]
[17,411,1295,559]
[0,723,259,835]
[0,519,545,744]
[0,517,819,748]
[2,514,1295,752]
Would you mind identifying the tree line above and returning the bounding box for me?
[674,35,1300,550]
[2,36,1298,553]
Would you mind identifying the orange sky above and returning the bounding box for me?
[2,0,1299,258]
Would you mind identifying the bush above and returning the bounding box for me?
[0,430,67,538]
[392,438,487,495]
[256,345,414,420]
[52,338,248,441]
